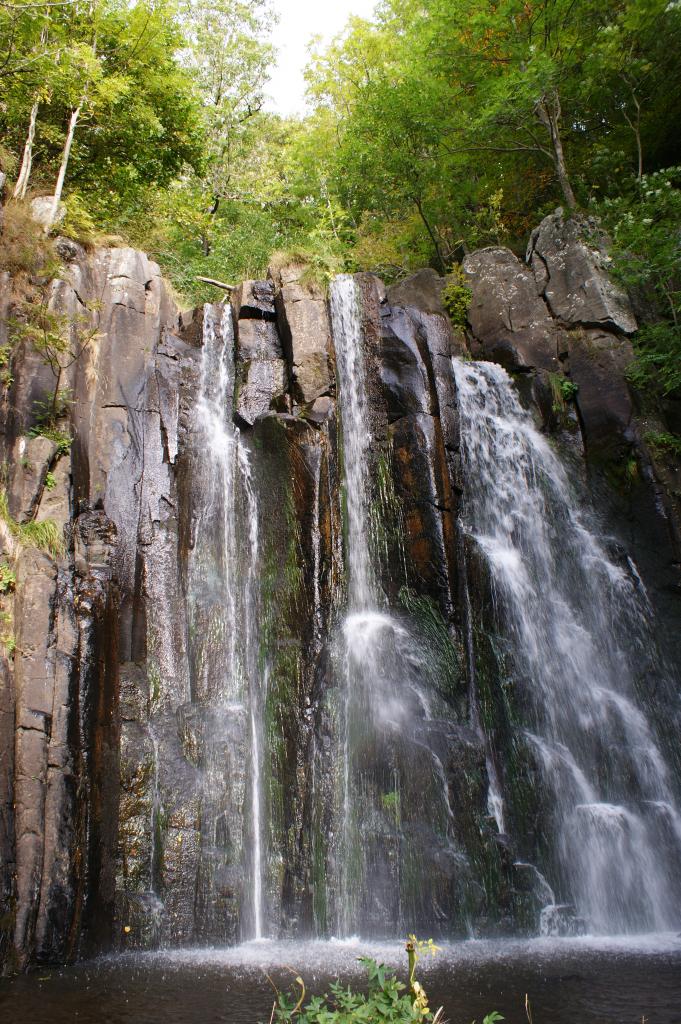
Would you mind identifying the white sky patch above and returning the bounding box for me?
[265,0,377,116]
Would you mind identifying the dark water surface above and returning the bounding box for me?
[2,935,681,1024]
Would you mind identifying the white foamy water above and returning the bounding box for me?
[453,358,681,934]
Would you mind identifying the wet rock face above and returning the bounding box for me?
[0,243,179,970]
[567,329,635,457]
[461,214,643,469]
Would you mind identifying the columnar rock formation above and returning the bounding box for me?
[0,211,679,971]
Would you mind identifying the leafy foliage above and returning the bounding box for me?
[1,0,680,403]
[597,167,681,397]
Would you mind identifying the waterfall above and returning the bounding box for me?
[328,277,468,937]
[452,357,681,934]
[189,304,265,939]
[329,275,375,608]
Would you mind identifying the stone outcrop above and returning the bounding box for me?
[527,210,637,334]
[461,212,643,467]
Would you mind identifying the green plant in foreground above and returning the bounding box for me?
[268,937,504,1024]
[270,956,434,1024]
[268,945,505,1023]
[44,471,57,491]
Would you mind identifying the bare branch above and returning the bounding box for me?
[196,276,236,290]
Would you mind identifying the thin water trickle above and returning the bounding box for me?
[188,304,266,939]
[250,694,263,941]
[452,357,681,934]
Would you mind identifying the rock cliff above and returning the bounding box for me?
[0,210,679,970]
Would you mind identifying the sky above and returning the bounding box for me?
[265,0,377,116]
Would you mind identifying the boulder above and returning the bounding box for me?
[54,237,85,263]
[527,210,637,334]
[387,268,445,315]
[304,395,335,424]
[35,454,70,529]
[270,264,333,404]
[463,247,561,372]
[30,196,65,232]
[8,434,58,523]
[539,903,587,937]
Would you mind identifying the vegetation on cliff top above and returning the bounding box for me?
[0,0,679,404]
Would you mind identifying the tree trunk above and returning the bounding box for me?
[13,100,40,201]
[536,91,577,212]
[623,94,643,180]
[49,364,63,424]
[414,196,447,273]
[47,103,82,231]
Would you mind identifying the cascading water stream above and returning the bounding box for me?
[189,304,265,940]
[452,357,681,934]
[328,277,468,937]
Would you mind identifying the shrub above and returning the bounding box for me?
[597,168,681,398]
[269,244,346,292]
[549,373,579,413]
[61,193,100,249]
[645,430,681,457]
[0,487,65,557]
[0,561,16,593]
[0,201,58,278]
[442,265,472,327]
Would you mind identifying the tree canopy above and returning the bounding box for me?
[0,0,679,401]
